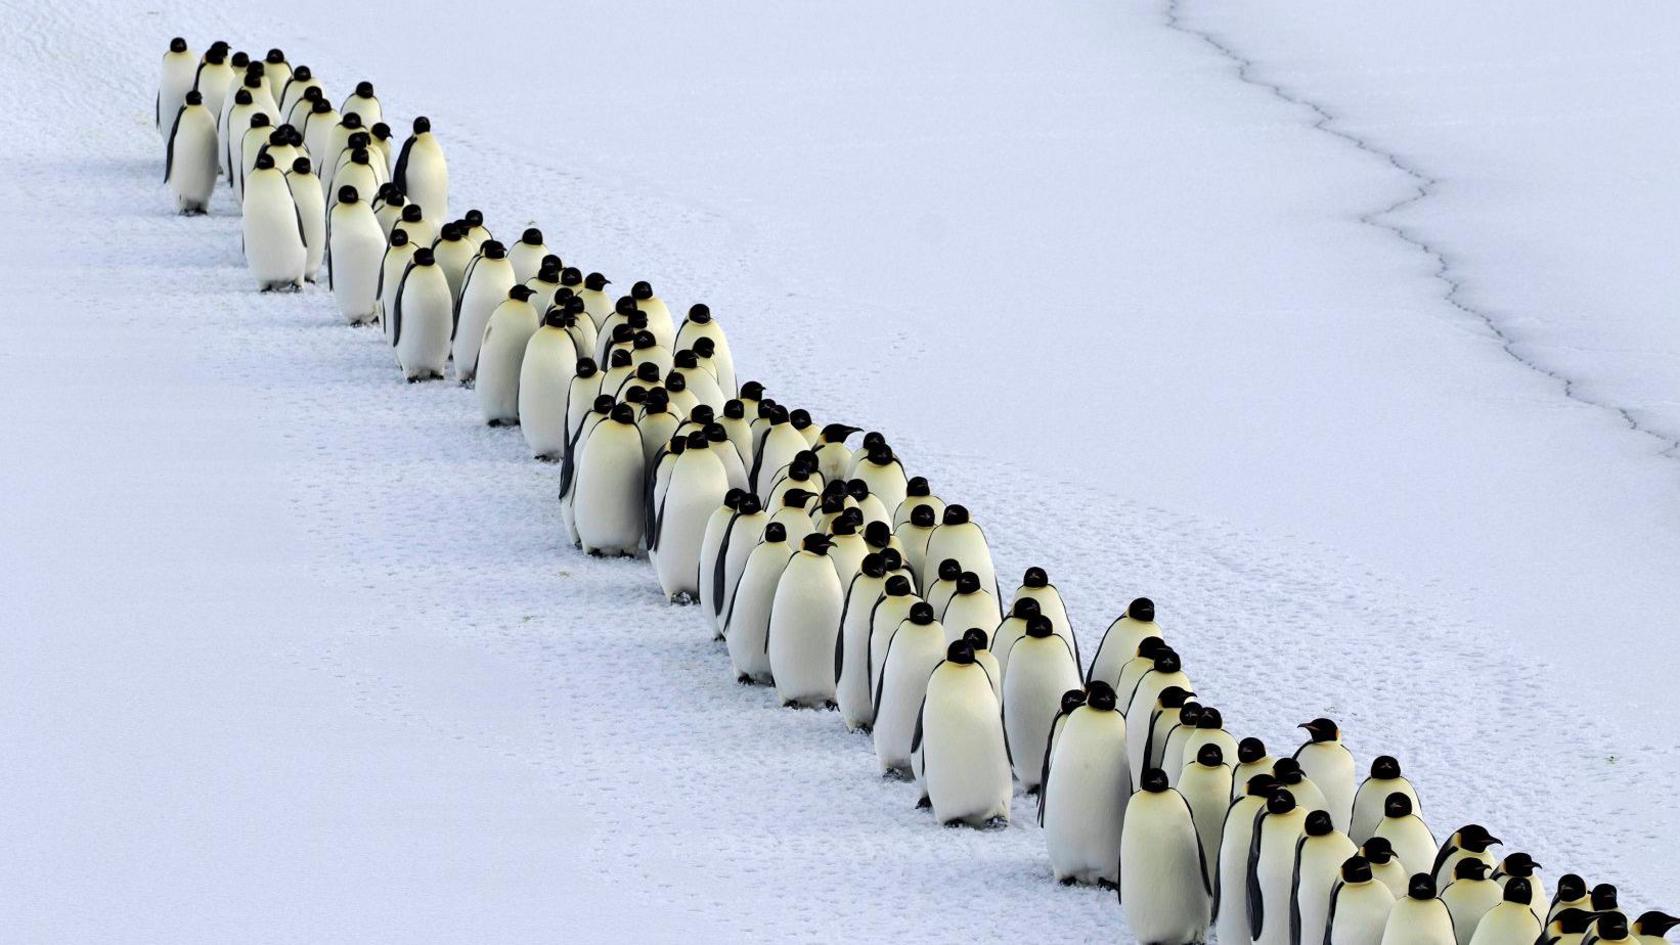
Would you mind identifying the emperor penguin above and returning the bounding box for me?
[872,600,945,776]
[1126,651,1192,775]
[1324,857,1398,945]
[1633,913,1680,945]
[1544,909,1603,945]
[1545,875,1589,925]
[1179,743,1233,890]
[1087,597,1161,688]
[1041,687,1088,776]
[1010,567,1075,649]
[164,90,217,214]
[750,410,809,503]
[812,424,862,484]
[342,81,382,129]
[1001,614,1081,792]
[625,281,675,349]
[286,86,323,137]
[377,228,417,337]
[825,511,869,591]
[1592,916,1639,945]
[1294,718,1356,833]
[1041,680,1128,885]
[394,116,448,222]
[941,572,1002,642]
[1234,736,1277,800]
[326,186,384,324]
[1431,824,1502,888]
[703,422,750,493]
[765,533,845,707]
[851,444,909,516]
[368,121,395,173]
[454,239,517,381]
[1351,756,1421,844]
[284,158,325,282]
[1369,794,1437,881]
[1590,884,1626,933]
[191,45,235,134]
[991,597,1040,679]
[718,398,754,466]
[157,38,196,138]
[711,494,768,636]
[723,521,794,683]
[1490,853,1547,922]
[1361,838,1411,899]
[1115,636,1171,713]
[321,113,364,195]
[926,558,964,615]
[575,271,615,329]
[697,490,746,624]
[1159,702,1205,785]
[565,359,603,442]
[518,296,582,458]
[1120,768,1211,945]
[372,183,406,237]
[390,247,452,381]
[216,60,254,173]
[432,222,476,302]
[651,435,730,603]
[1215,774,1280,945]
[674,303,736,393]
[788,407,820,447]
[1131,683,1197,786]
[474,283,543,426]
[302,99,342,171]
[395,202,437,249]
[911,639,1010,827]
[240,153,305,291]
[572,404,645,556]
[1271,758,1331,823]
[1466,879,1542,945]
[460,208,492,250]
[893,475,945,529]
[893,503,938,581]
[1249,789,1311,945]
[861,520,907,576]
[280,66,324,126]
[835,553,890,731]
[961,628,1002,703]
[671,350,726,411]
[1442,859,1503,945]
[332,148,382,214]
[227,88,269,201]
[765,488,818,549]
[1379,874,1455,945]
[1180,708,1240,785]
[866,575,923,703]
[1292,809,1358,945]
[258,48,291,100]
[924,505,998,600]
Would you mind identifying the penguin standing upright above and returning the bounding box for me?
[474,284,543,426]
[432,222,476,302]
[940,572,1002,643]
[517,294,581,458]
[723,521,794,683]
[812,424,861,484]
[1293,810,1359,945]
[1545,909,1604,945]
[1442,860,1504,945]
[1010,566,1074,643]
[1272,758,1331,821]
[1087,597,1161,687]
[454,239,518,382]
[1432,825,1502,888]
[1633,913,1680,945]
[990,598,1039,680]
[1379,875,1455,945]
[284,158,325,282]
[1041,688,1087,776]
[1234,736,1277,800]
[1041,680,1129,885]
[697,489,746,625]
[651,435,730,603]
[1351,756,1421,844]
[164,90,217,214]
[1545,875,1590,925]
[240,153,305,291]
[1324,857,1398,945]
[565,358,602,441]
[341,81,382,129]
[1361,839,1411,899]
[1250,789,1311,945]
[674,303,736,394]
[326,186,384,324]
[866,576,923,700]
[1294,718,1356,833]
[1126,659,1193,780]
[390,248,452,381]
[1370,794,1438,882]
[372,183,406,237]
[893,476,945,529]
[192,45,235,135]
[1120,768,1211,945]
[1594,916,1641,945]
[1181,708,1240,783]
[572,404,645,556]
[750,410,808,503]
[1001,614,1081,792]
[301,97,340,169]
[1178,743,1233,891]
[157,38,196,137]
[378,229,417,339]
[835,554,889,731]
[711,495,767,637]
[912,639,1011,827]
[873,601,946,776]
[394,116,448,222]
[1160,702,1205,785]
[1490,854,1546,923]
[1467,879,1542,945]
[851,444,909,516]
[258,48,291,100]
[280,65,323,123]
[765,533,844,707]
[1216,774,1280,945]
[922,505,997,599]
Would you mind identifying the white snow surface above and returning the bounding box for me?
[3,0,1677,942]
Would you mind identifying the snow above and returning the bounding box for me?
[1,0,1676,941]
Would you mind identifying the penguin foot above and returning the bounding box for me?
[535,454,560,463]
[1095,879,1118,892]
[487,418,518,428]
[1059,877,1079,887]
[178,207,206,216]
[1024,785,1041,797]
[917,797,933,811]
[586,549,603,558]
[881,767,913,782]
[823,700,837,711]
[669,591,696,605]
[736,674,753,685]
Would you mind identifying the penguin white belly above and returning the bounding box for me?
[157,55,195,136]
[1254,814,1308,945]
[1465,903,1539,945]
[1121,792,1210,945]
[1087,620,1151,688]
[288,176,326,282]
[766,555,843,706]
[1299,837,1359,945]
[1328,883,1398,945]
[867,597,919,697]
[378,247,415,338]
[327,207,385,323]
[752,427,808,502]
[402,139,449,221]
[166,108,217,213]
[1443,882,1502,945]
[572,423,646,556]
[1373,819,1438,880]
[241,174,305,290]
[652,453,730,602]
[454,262,518,381]
[1217,801,1265,945]
[1002,637,1082,790]
[1380,900,1455,945]
[517,330,580,458]
[941,591,1002,642]
[1042,710,1129,884]
[393,267,453,380]
[475,304,541,424]
[723,544,791,682]
[835,577,884,731]
[872,622,944,774]
[713,515,766,635]
[1298,744,1358,833]
[1018,586,1073,637]
[917,664,1011,826]
[1178,765,1233,889]
[924,525,997,602]
[696,506,736,627]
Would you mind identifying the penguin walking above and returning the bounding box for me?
[1379,875,1455,945]
[1041,681,1129,886]
[326,186,384,324]
[474,286,543,426]
[284,158,325,282]
[1127,673,1195,782]
[1292,810,1358,945]
[258,48,291,100]
[1159,702,1205,785]
[1432,825,1501,889]
[455,240,519,383]
[1465,880,1540,945]
[1351,756,1421,844]
[390,248,452,381]
[1041,688,1087,777]
[893,504,938,583]
[990,598,1039,680]
[651,436,730,603]
[1178,744,1232,891]
[1490,854,1546,923]
[765,533,844,707]
[912,639,1010,827]
[1442,860,1504,945]
[835,554,890,732]
[517,294,581,458]
[1216,774,1279,945]
[1087,597,1161,687]
[1272,758,1331,822]
[432,222,476,302]
[192,45,236,140]
[723,521,794,682]
[1369,794,1437,881]
[893,475,945,529]
[157,37,196,138]
[872,601,945,776]
[372,184,405,237]
[1120,768,1211,945]
[240,153,305,291]
[1250,789,1311,945]
[1010,566,1074,645]
[1294,718,1356,833]
[572,404,645,556]
[962,628,1002,704]
[1001,614,1081,792]
[394,116,448,222]
[164,91,217,214]
[1324,857,1398,945]
[697,490,746,627]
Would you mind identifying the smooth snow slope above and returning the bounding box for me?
[1,1,1675,943]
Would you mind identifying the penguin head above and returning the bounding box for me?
[184,90,203,107]
[439,222,463,242]
[591,394,616,414]
[801,533,833,556]
[624,386,650,407]
[1136,636,1166,658]
[1555,911,1600,935]
[781,488,814,509]
[1024,615,1054,639]
[411,247,435,266]
[265,48,286,64]
[863,521,893,549]
[614,296,639,316]
[1272,757,1304,783]
[463,209,484,228]
[301,88,323,107]
[692,337,716,357]
[310,98,332,115]
[1065,687,1093,713]
[349,146,370,164]
[1635,913,1680,937]
[1555,874,1586,902]
[561,267,583,287]
[541,309,569,329]
[720,488,746,512]
[388,228,409,247]
[866,444,894,466]
[1361,837,1396,864]
[687,302,712,323]
[1382,793,1414,818]
[879,548,904,571]
[1498,852,1539,878]
[371,122,392,142]
[1196,707,1224,729]
[608,350,632,369]
[663,370,687,391]
[235,89,253,106]
[644,389,669,412]
[337,185,359,205]
[828,513,859,537]
[908,602,936,626]
[936,558,962,583]
[690,405,716,426]
[1454,859,1491,882]
[1177,701,1204,725]
[377,182,403,202]
[860,553,887,579]
[1011,597,1041,620]
[480,240,507,261]
[1599,915,1630,941]
[941,505,970,526]
[1341,856,1373,884]
[789,409,813,431]
[518,227,543,246]
[884,575,912,597]
[1592,884,1619,910]
[905,475,931,497]
[1196,743,1225,766]
[169,37,188,53]
[1021,566,1048,588]
[342,112,363,130]
[505,284,535,304]
[1371,755,1402,779]
[941,638,975,665]
[632,330,658,351]
[1456,824,1501,853]
[208,40,229,54]
[736,495,762,515]
[1127,597,1155,622]
[821,423,860,444]
[910,504,936,528]
[1237,737,1267,764]
[1406,874,1437,901]
[962,628,989,651]
[243,73,264,90]
[584,271,610,292]
[630,281,654,300]
[819,493,846,516]
[740,381,766,401]
[1266,789,1296,814]
[1139,768,1170,792]
[1299,717,1339,743]
[253,153,275,171]
[1304,810,1334,837]
[293,65,313,82]
[1157,685,1193,709]
[1152,650,1182,674]
[231,51,250,68]
[609,323,635,346]
[204,47,226,65]
[1245,774,1279,798]
[1502,878,1533,905]
[763,522,787,544]
[955,572,980,595]
[402,204,424,223]
[673,350,699,371]
[412,116,431,135]
[355,80,375,98]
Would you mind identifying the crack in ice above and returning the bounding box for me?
[1164,0,1680,462]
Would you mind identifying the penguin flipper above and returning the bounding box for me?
[870,630,899,722]
[393,136,415,193]
[1289,834,1308,945]
[711,512,740,616]
[164,105,185,184]
[452,252,482,340]
[1187,792,1214,896]
[833,599,846,689]
[325,211,335,290]
[1323,881,1344,945]
[1035,713,1063,827]
[1248,807,1269,941]
[1429,841,1460,884]
[391,261,417,348]
[910,689,930,755]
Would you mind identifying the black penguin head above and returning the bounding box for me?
[674,349,699,370]
[1157,685,1193,709]
[377,181,402,201]
[506,284,535,303]
[866,444,894,466]
[341,112,363,130]
[863,521,892,549]
[936,558,962,583]
[905,476,931,498]
[1010,597,1041,620]
[613,296,639,316]
[1599,915,1629,941]
[412,116,431,134]
[337,185,359,205]
[1178,702,1204,725]
[411,247,435,266]
[310,97,331,115]
[1499,852,1539,877]
[908,602,936,626]
[955,572,980,595]
[690,405,715,426]
[1196,707,1224,729]
[169,37,188,53]
[1635,913,1680,937]
[1383,793,1414,818]
[515,227,542,246]
[687,302,712,323]
[355,80,375,98]
[1237,737,1267,764]
[1196,743,1225,766]
[801,533,833,555]
[1592,884,1619,910]
[1139,768,1169,792]
[388,228,409,247]
[1555,874,1586,902]
[819,494,846,516]
[439,222,463,242]
[235,89,253,106]
[1245,773,1278,798]
[843,478,870,502]
[294,65,313,82]
[1021,566,1048,588]
[1136,636,1166,658]
[944,639,975,664]
[633,330,658,351]
[1152,651,1182,673]
[692,337,716,357]
[284,126,304,146]
[1454,859,1490,882]
[645,388,670,411]
[941,505,970,526]
[1457,824,1501,853]
[208,40,229,54]
[789,409,813,431]
[739,381,765,401]
[781,488,813,509]
[1361,837,1395,864]
[763,522,787,544]
[608,350,632,369]
[1024,614,1054,639]
[720,489,746,513]
[243,73,264,90]
[1555,911,1599,935]
[541,309,569,329]
[859,553,886,579]
[736,495,762,515]
[1064,688,1092,713]
[884,575,912,597]
[1128,597,1155,621]
[204,47,226,65]
[1406,874,1436,901]
[349,146,370,164]
[480,240,507,261]
[1371,755,1401,779]
[1304,810,1334,837]
[899,504,929,528]
[402,204,424,223]
[561,267,583,287]
[624,386,650,406]
[253,153,275,171]
[663,370,687,391]
[1300,717,1339,743]
[630,280,653,301]
[591,394,615,414]
[463,209,484,228]
[1341,856,1373,884]
[231,51,249,68]
[265,48,285,64]
[609,323,635,345]
[583,271,609,291]
[1272,757,1303,781]
[184,90,203,107]
[962,628,989,651]
[1502,878,1533,905]
[1266,790,1296,815]
[371,122,391,141]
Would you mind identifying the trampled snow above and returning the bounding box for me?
[1,0,1675,941]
